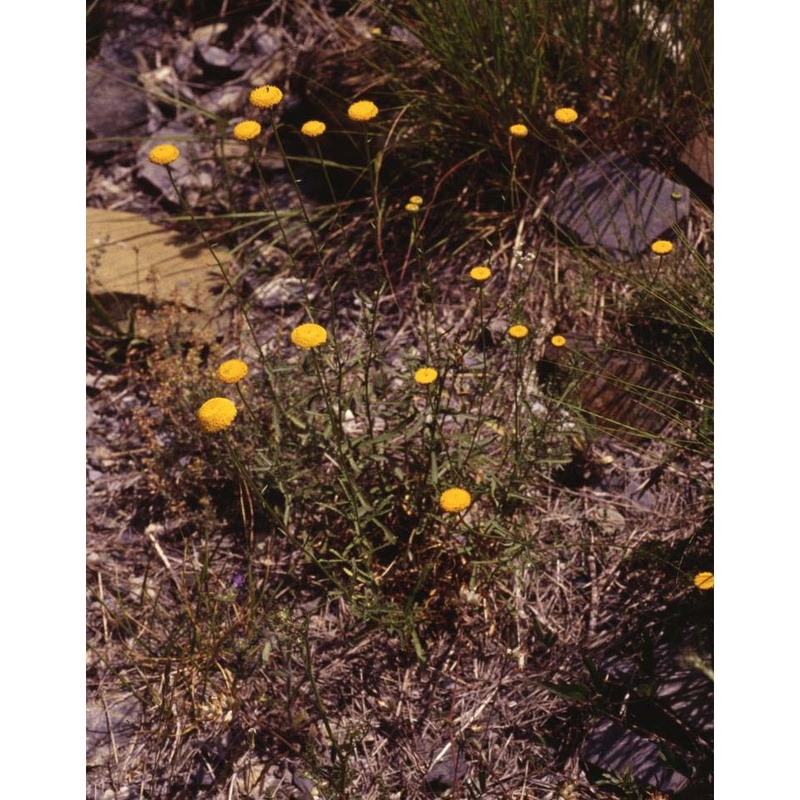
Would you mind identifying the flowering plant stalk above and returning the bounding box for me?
[155,150,281,409]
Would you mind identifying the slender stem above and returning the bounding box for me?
[245,142,317,322]
[310,137,359,276]
[361,131,397,304]
[165,166,280,408]
[511,340,524,482]
[463,283,488,467]
[268,117,340,324]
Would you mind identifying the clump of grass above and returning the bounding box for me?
[363,0,712,207]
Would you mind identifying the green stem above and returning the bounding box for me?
[165,166,279,408]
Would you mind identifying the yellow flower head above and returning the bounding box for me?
[291,322,328,349]
[216,359,248,384]
[249,85,283,108]
[233,120,262,141]
[651,240,673,255]
[148,144,180,166]
[408,195,423,205]
[670,191,683,201]
[509,123,529,138]
[301,120,326,137]
[405,202,420,212]
[370,27,382,36]
[197,397,237,433]
[439,487,472,513]
[554,107,578,125]
[551,334,566,347]
[508,324,529,339]
[693,571,714,590]
[469,265,491,282]
[414,367,438,385]
[347,100,379,122]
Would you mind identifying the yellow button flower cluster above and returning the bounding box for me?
[197,398,237,433]
[249,85,283,108]
[439,488,472,513]
[301,120,326,137]
[216,359,248,384]
[414,367,438,385]
[291,323,328,349]
[148,144,180,165]
[347,100,379,122]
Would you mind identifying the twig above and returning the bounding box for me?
[97,571,109,645]
[144,524,183,594]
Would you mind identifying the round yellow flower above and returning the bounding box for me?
[469,265,491,282]
[291,322,328,349]
[508,324,529,339]
[509,123,529,138]
[405,202,420,212]
[408,195,423,205]
[197,397,237,433]
[651,240,673,255]
[693,571,714,590]
[347,100,379,122]
[249,85,283,108]
[216,359,248,384]
[551,334,566,347]
[301,120,326,137]
[233,120,262,141]
[670,191,683,201]
[439,487,472,513]
[414,367,438,385]
[370,27,382,36]
[148,144,180,165]
[554,107,578,125]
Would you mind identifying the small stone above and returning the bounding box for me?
[582,717,689,793]
[424,749,468,792]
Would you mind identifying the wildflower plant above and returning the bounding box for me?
[439,487,472,513]
[414,367,438,385]
[347,100,379,122]
[694,571,714,590]
[249,84,283,108]
[300,120,326,137]
[290,322,328,349]
[148,144,180,165]
[554,107,578,125]
[197,397,237,432]
[216,359,248,384]
[651,239,674,255]
[232,120,262,141]
[90,6,714,793]
[469,265,492,282]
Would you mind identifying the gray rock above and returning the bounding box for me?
[424,748,468,793]
[137,122,198,203]
[582,717,689,793]
[86,692,144,768]
[86,61,149,155]
[552,152,690,259]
